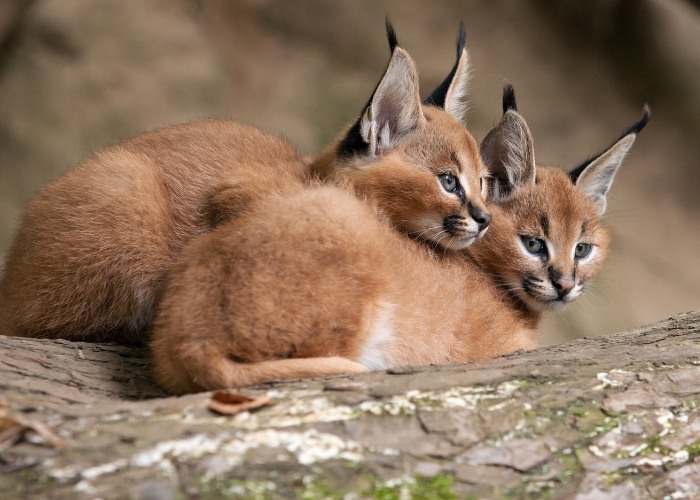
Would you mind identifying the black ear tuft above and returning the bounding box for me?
[456,20,466,56]
[339,18,400,159]
[569,105,651,183]
[423,21,467,107]
[385,16,399,53]
[621,103,651,137]
[502,81,517,113]
[338,33,423,160]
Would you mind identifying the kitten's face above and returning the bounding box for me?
[344,106,491,250]
[473,167,610,312]
[310,33,489,251]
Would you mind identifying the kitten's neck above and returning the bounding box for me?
[307,134,349,182]
[459,251,541,328]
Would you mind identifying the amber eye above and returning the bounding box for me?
[575,242,592,259]
[521,236,546,255]
[439,174,458,193]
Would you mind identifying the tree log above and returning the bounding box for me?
[1,310,700,498]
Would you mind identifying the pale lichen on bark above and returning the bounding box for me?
[1,310,700,498]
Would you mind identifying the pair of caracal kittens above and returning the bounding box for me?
[0,22,648,394]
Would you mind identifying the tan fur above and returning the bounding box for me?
[0,121,308,343]
[310,106,489,250]
[151,99,647,394]
[0,42,488,344]
[150,163,618,394]
[150,186,535,394]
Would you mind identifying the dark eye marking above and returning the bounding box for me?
[449,151,462,170]
[539,214,550,237]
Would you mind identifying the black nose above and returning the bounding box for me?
[468,203,491,232]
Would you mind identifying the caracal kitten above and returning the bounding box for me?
[473,91,650,315]
[150,86,649,394]
[0,23,488,343]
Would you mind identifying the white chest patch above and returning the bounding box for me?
[357,301,395,371]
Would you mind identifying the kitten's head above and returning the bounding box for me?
[472,84,650,313]
[309,20,490,250]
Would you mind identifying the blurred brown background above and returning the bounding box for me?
[1,0,698,344]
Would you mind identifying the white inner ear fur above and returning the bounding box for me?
[360,107,376,156]
[444,49,471,124]
[359,47,425,157]
[504,113,536,188]
[576,134,636,216]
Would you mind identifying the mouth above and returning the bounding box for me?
[441,234,478,250]
[440,216,484,250]
[521,277,571,311]
[513,276,579,311]
[414,220,480,250]
[519,291,568,311]
[537,297,569,310]
[443,226,482,250]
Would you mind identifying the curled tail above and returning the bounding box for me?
[152,344,368,395]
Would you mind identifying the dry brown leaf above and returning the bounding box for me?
[0,407,63,451]
[0,419,25,451]
[208,390,273,416]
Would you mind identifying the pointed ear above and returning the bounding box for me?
[423,22,471,124]
[359,47,424,156]
[337,36,424,159]
[569,105,651,215]
[479,83,536,203]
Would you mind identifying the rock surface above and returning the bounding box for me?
[1,310,699,498]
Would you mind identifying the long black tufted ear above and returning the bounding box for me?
[569,105,651,215]
[479,82,536,203]
[385,16,398,53]
[423,22,470,124]
[502,80,517,113]
[337,21,425,159]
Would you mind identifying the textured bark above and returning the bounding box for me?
[1,310,700,499]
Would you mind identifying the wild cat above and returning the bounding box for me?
[0,122,306,344]
[149,84,650,394]
[473,96,651,314]
[0,22,488,343]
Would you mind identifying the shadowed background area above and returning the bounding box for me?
[1,0,698,344]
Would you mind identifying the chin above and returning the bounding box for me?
[518,292,570,313]
[441,235,477,250]
[537,299,570,312]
